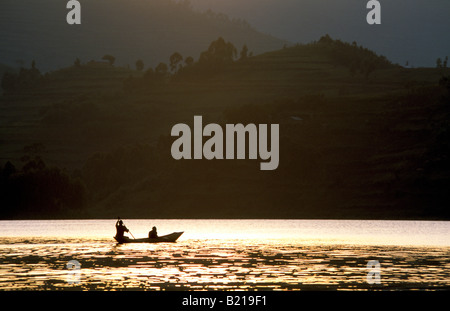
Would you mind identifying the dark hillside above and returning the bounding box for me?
[1,36,448,219]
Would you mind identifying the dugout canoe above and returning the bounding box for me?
[114,232,183,244]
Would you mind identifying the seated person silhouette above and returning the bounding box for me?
[149,226,158,239]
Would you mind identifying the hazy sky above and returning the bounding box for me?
[190,0,450,67]
[1,0,449,69]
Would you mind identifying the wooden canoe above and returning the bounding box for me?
[114,231,183,244]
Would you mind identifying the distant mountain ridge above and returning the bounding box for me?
[0,0,287,72]
[190,0,450,68]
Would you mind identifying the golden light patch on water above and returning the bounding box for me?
[0,237,449,290]
[0,219,449,290]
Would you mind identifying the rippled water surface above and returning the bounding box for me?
[0,219,449,290]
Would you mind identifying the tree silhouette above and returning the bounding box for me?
[184,56,194,67]
[21,143,46,173]
[198,37,237,71]
[74,58,81,67]
[143,68,155,80]
[319,34,333,44]
[1,161,16,179]
[239,44,249,61]
[155,62,168,75]
[136,59,144,71]
[436,56,448,75]
[155,62,169,82]
[1,61,42,94]
[102,54,116,66]
[169,52,183,73]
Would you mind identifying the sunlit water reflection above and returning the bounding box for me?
[0,220,449,290]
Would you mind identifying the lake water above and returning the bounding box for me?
[0,219,449,290]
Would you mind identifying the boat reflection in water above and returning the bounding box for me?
[0,219,449,290]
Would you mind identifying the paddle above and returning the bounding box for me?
[118,217,135,239]
[128,231,136,239]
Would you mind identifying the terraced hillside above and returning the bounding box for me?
[1,37,449,219]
